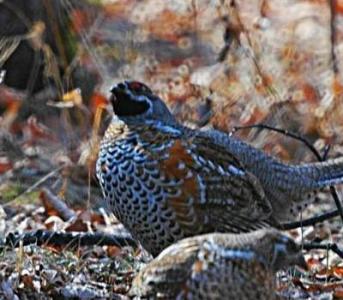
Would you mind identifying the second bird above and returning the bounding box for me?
[97,81,343,256]
[129,229,307,299]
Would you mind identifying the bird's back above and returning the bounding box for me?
[130,230,300,300]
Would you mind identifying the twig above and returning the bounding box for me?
[217,24,233,62]
[0,1,32,29]
[322,144,332,161]
[329,0,338,75]
[280,210,340,230]
[303,242,343,259]
[229,1,280,100]
[232,124,322,160]
[232,123,343,223]
[4,164,65,207]
[61,0,109,81]
[40,188,76,221]
[1,230,138,250]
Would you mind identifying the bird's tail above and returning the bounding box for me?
[294,156,343,189]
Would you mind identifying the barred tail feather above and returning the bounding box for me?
[297,156,343,189]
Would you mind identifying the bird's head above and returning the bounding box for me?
[110,81,176,123]
[262,231,307,272]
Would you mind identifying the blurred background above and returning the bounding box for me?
[1,0,343,201]
[1,0,343,298]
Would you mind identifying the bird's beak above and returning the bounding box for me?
[110,85,117,94]
[110,82,126,94]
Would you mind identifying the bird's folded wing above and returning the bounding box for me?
[155,132,273,234]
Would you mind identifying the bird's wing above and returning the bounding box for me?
[142,126,274,235]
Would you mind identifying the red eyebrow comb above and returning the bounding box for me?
[128,81,143,90]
